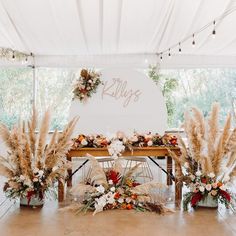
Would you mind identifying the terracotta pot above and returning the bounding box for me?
[198,195,218,208]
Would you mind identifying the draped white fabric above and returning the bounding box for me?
[0,0,236,67]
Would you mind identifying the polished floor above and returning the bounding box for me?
[1,159,236,236]
[1,201,236,236]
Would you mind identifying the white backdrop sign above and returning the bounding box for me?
[69,68,167,135]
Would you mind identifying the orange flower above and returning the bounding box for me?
[131,194,137,200]
[121,203,127,209]
[217,182,223,187]
[114,192,120,199]
[126,204,133,210]
[78,135,85,142]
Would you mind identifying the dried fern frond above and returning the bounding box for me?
[131,182,166,195]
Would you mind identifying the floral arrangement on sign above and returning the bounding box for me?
[65,155,174,215]
[73,69,102,102]
[168,103,236,211]
[0,108,78,204]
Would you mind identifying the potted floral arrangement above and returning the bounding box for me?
[65,155,174,215]
[168,103,236,211]
[0,108,78,206]
[73,69,102,102]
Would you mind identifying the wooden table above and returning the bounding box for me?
[58,146,182,206]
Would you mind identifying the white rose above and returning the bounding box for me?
[196,170,202,176]
[208,172,215,178]
[110,187,115,192]
[125,197,131,203]
[81,139,88,146]
[147,140,153,146]
[205,184,212,191]
[212,183,218,189]
[199,186,205,192]
[96,185,105,193]
[108,180,113,185]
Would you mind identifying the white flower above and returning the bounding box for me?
[24,178,32,187]
[184,162,189,169]
[33,177,39,182]
[19,175,25,181]
[219,185,227,191]
[130,136,138,142]
[147,140,153,146]
[52,166,58,172]
[125,197,132,203]
[196,170,202,176]
[208,172,215,178]
[107,195,115,204]
[110,187,115,192]
[205,184,212,191]
[118,198,124,203]
[199,186,205,192]
[108,180,113,185]
[96,185,105,193]
[38,170,44,177]
[81,139,88,146]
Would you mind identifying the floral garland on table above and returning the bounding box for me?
[168,103,236,211]
[72,132,178,150]
[67,155,174,215]
[73,69,102,102]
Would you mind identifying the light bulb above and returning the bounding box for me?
[212,20,216,39]
[178,43,182,53]
[168,49,171,58]
[192,34,195,47]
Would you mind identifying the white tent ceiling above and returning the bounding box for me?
[0,0,236,68]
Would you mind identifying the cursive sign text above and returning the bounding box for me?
[101,78,142,107]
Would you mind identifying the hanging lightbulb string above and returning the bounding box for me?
[0,47,32,64]
[158,6,236,59]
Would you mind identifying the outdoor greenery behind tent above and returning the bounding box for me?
[0,67,235,130]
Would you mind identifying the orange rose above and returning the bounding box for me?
[131,194,137,200]
[126,204,133,210]
[114,192,120,199]
[217,182,223,187]
[121,203,127,209]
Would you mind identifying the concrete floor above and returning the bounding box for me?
[0,200,236,236]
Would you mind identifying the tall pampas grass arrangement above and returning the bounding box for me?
[168,103,236,211]
[0,108,78,204]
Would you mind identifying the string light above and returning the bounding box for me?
[192,34,195,47]
[168,48,171,58]
[212,20,216,38]
[12,51,15,60]
[178,42,182,53]
[156,8,236,62]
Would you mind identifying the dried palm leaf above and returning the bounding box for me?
[70,183,96,196]
[86,154,108,187]
[131,182,166,195]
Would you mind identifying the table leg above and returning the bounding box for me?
[167,156,173,185]
[67,155,72,187]
[174,161,182,208]
[58,179,65,202]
